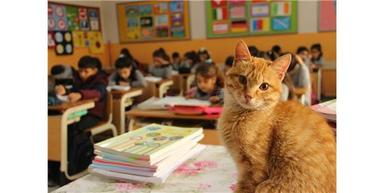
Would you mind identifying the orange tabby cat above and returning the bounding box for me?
[218,40,336,193]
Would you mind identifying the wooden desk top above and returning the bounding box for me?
[48,99,95,112]
[147,79,173,86]
[126,108,220,120]
[109,87,143,99]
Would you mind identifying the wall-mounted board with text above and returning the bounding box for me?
[116,0,190,43]
[206,0,297,38]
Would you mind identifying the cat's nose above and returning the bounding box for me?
[244,94,252,103]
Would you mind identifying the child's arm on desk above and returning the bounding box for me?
[185,87,197,99]
[210,88,224,104]
[72,84,107,102]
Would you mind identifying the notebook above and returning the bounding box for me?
[94,124,203,164]
[89,144,206,184]
[137,96,211,110]
[91,139,203,177]
[144,76,162,83]
[107,85,131,91]
[94,133,203,167]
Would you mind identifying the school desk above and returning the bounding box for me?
[137,79,174,102]
[48,100,95,180]
[52,145,237,193]
[110,88,143,134]
[125,108,220,131]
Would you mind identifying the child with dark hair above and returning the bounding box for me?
[109,57,147,88]
[197,47,213,64]
[149,48,173,79]
[119,48,139,69]
[54,55,108,175]
[269,45,282,61]
[223,55,234,74]
[248,46,259,57]
[296,46,311,71]
[186,63,224,104]
[310,43,324,70]
[171,52,181,71]
[258,51,270,60]
[51,64,74,86]
[282,53,311,106]
[178,51,197,74]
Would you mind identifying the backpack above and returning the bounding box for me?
[67,129,94,176]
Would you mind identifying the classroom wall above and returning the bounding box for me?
[48,1,336,72]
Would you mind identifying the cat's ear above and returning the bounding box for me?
[271,54,291,81]
[235,40,251,62]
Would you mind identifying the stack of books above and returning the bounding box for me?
[88,123,205,184]
[311,99,336,122]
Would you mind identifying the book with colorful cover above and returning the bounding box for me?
[94,124,203,164]
[89,144,206,184]
[91,141,203,177]
[94,133,203,167]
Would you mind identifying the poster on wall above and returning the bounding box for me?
[50,3,68,31]
[87,31,104,54]
[206,0,297,38]
[48,2,103,55]
[88,8,100,31]
[66,6,80,31]
[53,31,73,55]
[117,0,190,43]
[318,0,336,31]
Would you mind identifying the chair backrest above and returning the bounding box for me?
[186,74,195,93]
[105,91,113,123]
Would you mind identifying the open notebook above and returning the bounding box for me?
[107,85,131,91]
[144,76,162,83]
[137,96,211,110]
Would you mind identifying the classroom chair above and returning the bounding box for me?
[158,80,174,98]
[186,74,195,93]
[86,92,118,137]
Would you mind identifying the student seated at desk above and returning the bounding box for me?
[186,63,224,104]
[310,43,324,71]
[223,55,234,75]
[197,47,214,65]
[178,50,198,74]
[171,52,181,71]
[148,48,173,79]
[109,57,147,88]
[281,53,311,106]
[119,48,140,69]
[55,55,108,175]
[51,64,74,86]
[296,46,312,71]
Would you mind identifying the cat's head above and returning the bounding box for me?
[225,40,291,110]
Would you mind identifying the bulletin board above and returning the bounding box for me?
[48,2,104,55]
[206,0,297,38]
[116,0,190,43]
[318,0,336,31]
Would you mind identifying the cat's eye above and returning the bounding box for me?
[259,83,269,91]
[238,75,247,85]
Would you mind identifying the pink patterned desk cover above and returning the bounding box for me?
[53,145,238,193]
